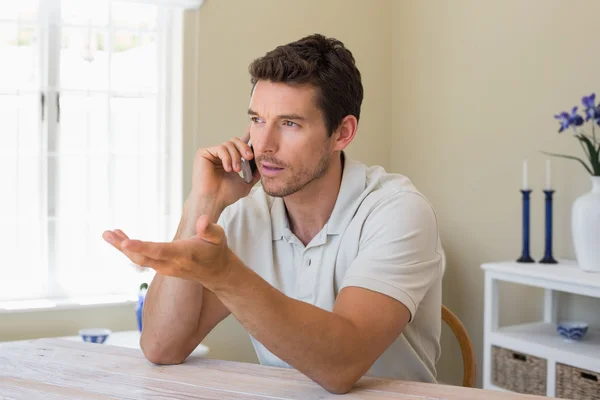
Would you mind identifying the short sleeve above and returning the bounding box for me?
[339,191,443,322]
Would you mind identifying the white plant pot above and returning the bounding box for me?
[572,176,600,272]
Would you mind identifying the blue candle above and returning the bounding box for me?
[539,190,558,264]
[517,189,535,263]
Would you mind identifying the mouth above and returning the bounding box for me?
[260,163,285,176]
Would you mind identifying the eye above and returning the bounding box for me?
[283,120,298,127]
[251,117,264,123]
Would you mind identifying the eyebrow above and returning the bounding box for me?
[247,108,306,121]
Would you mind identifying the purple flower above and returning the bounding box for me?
[554,111,571,132]
[555,107,584,132]
[582,93,597,120]
[569,107,585,126]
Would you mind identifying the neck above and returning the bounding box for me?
[283,153,344,246]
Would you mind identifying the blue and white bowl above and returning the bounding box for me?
[79,328,111,344]
[556,321,588,342]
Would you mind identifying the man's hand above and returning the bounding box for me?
[191,127,260,214]
[102,215,238,289]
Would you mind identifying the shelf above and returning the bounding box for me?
[490,322,600,372]
[481,260,600,297]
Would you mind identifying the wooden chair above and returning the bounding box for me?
[441,305,476,387]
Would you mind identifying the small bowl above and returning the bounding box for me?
[557,321,588,342]
[79,328,111,344]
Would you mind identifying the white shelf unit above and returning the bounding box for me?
[481,260,600,398]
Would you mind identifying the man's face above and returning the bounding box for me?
[248,80,334,198]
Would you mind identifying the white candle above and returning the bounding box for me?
[545,159,552,190]
[522,159,528,190]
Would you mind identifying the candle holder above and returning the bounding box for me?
[539,190,558,264]
[517,189,535,263]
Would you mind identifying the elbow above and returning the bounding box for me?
[322,381,354,395]
[140,333,187,365]
[317,368,363,395]
[320,377,356,395]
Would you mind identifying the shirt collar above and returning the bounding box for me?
[271,196,288,241]
[325,153,366,235]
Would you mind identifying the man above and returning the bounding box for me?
[103,33,444,394]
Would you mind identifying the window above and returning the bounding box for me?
[0,0,196,304]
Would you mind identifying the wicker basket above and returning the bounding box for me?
[491,345,547,396]
[556,363,600,400]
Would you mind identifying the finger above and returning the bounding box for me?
[114,229,129,240]
[103,231,153,266]
[223,140,243,173]
[125,251,152,268]
[199,146,220,165]
[196,215,225,245]
[103,230,125,248]
[106,229,127,243]
[111,239,152,267]
[135,257,171,274]
[122,239,185,261]
[230,137,253,160]
[124,252,167,272]
[216,145,233,172]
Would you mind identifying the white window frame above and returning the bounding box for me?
[0,0,190,309]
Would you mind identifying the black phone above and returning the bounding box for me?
[241,140,257,183]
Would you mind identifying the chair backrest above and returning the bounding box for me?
[441,305,476,387]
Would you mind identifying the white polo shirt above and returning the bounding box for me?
[218,154,444,383]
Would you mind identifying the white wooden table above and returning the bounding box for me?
[481,260,600,397]
[58,329,209,357]
[0,338,550,399]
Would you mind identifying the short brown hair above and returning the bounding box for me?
[249,33,363,136]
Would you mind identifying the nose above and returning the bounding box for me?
[254,122,279,155]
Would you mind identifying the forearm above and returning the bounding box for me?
[212,259,369,393]
[140,198,223,362]
[140,275,205,362]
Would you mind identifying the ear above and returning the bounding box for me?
[331,115,357,152]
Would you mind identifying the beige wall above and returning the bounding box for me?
[182,0,393,363]
[392,0,600,386]
[0,305,136,342]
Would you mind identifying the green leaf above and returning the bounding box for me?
[597,142,600,173]
[577,134,600,175]
[542,151,594,175]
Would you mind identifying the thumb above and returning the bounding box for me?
[195,215,225,245]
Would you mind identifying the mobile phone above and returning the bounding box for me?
[240,140,257,184]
